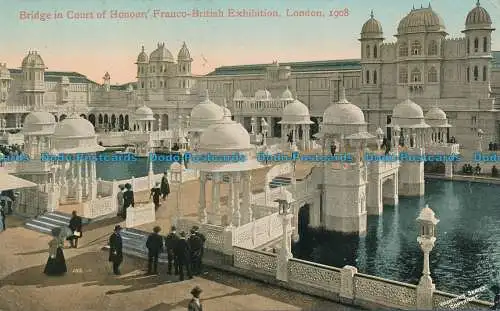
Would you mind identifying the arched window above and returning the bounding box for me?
[483,66,487,81]
[373,45,378,58]
[428,67,438,82]
[466,66,470,82]
[411,41,421,55]
[366,70,370,83]
[182,65,186,72]
[474,38,479,52]
[467,39,470,54]
[373,70,377,84]
[141,82,145,88]
[159,81,163,87]
[399,42,408,57]
[399,68,408,83]
[428,40,438,55]
[411,68,421,82]
[473,66,478,81]
[366,45,371,58]
[483,37,488,52]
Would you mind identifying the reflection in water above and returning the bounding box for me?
[95,152,173,180]
[293,179,500,300]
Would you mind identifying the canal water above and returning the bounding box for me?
[95,152,173,180]
[294,179,500,301]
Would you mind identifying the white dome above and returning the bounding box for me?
[190,90,224,131]
[136,46,148,63]
[255,89,272,101]
[199,119,251,151]
[22,111,56,135]
[54,116,96,138]
[323,89,365,125]
[21,51,45,68]
[280,99,313,124]
[149,43,174,62]
[281,88,293,101]
[425,107,450,128]
[234,89,245,101]
[177,42,191,60]
[393,99,424,119]
[135,104,155,121]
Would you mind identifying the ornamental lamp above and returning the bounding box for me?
[417,204,439,239]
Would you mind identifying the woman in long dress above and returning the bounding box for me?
[44,227,67,276]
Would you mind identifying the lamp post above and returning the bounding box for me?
[171,163,183,226]
[416,204,439,309]
[477,128,484,152]
[250,117,256,135]
[393,125,401,150]
[376,127,384,151]
[291,144,298,193]
[275,188,294,282]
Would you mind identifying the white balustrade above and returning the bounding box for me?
[83,195,117,219]
[125,202,156,228]
[233,212,286,249]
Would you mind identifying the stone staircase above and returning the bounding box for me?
[103,227,170,263]
[25,211,90,235]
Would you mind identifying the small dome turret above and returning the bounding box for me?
[465,1,493,30]
[136,45,148,63]
[189,90,225,131]
[255,89,272,101]
[21,51,45,68]
[361,10,383,39]
[233,89,245,101]
[397,6,445,35]
[280,87,293,101]
[135,104,155,121]
[323,88,365,125]
[177,42,192,61]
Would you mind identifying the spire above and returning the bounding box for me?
[476,0,480,6]
[338,87,349,104]
[141,45,145,52]
[428,2,431,8]
[406,87,411,100]
[203,89,210,103]
[370,10,374,18]
[412,4,415,10]
[420,4,423,8]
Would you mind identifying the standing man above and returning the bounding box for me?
[188,286,203,311]
[145,226,163,275]
[165,226,179,275]
[122,183,135,219]
[67,210,82,248]
[188,228,203,275]
[174,231,192,281]
[108,225,123,275]
[160,171,170,200]
[192,226,206,274]
[116,184,125,218]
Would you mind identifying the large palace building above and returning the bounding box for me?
[0,2,499,151]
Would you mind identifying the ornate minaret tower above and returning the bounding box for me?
[359,10,384,109]
[21,51,46,109]
[462,0,495,104]
[0,63,12,103]
[135,45,149,98]
[177,42,193,92]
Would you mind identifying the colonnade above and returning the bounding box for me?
[281,123,311,150]
[52,154,97,203]
[198,171,253,226]
[24,135,51,159]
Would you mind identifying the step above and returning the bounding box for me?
[50,211,91,224]
[37,216,69,226]
[45,212,71,222]
[25,222,53,234]
[28,219,62,228]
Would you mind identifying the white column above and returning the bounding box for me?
[281,123,286,146]
[76,161,83,203]
[300,125,306,150]
[199,173,207,223]
[228,174,234,226]
[233,172,241,227]
[211,173,220,224]
[241,171,252,224]
[91,160,97,200]
[292,124,296,145]
[83,160,89,197]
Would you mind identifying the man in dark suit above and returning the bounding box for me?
[188,286,203,311]
[160,172,170,200]
[174,231,192,281]
[68,210,83,248]
[192,226,206,274]
[165,226,179,275]
[146,226,163,275]
[122,183,135,219]
[188,229,203,275]
[108,225,123,275]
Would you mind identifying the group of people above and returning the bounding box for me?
[149,171,170,210]
[489,142,499,151]
[462,163,482,175]
[108,224,205,282]
[0,189,17,232]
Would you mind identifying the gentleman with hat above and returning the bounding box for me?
[108,225,123,275]
[160,171,170,200]
[174,231,192,281]
[192,226,206,273]
[188,286,203,311]
[188,228,203,275]
[146,226,164,275]
[165,226,179,275]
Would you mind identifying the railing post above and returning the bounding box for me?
[340,265,357,302]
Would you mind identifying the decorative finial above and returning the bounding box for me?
[412,4,415,10]
[69,103,79,117]
[141,45,144,52]
[204,89,210,102]
[477,0,480,6]
[428,2,431,8]
[407,87,411,100]
[223,98,228,108]
[338,87,349,104]
[370,10,374,18]
[421,4,423,8]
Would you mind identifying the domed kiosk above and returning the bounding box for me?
[188,90,225,150]
[278,91,313,150]
[51,113,105,203]
[190,107,262,227]
[22,109,56,159]
[134,103,155,132]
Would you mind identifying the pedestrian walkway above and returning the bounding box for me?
[0,218,362,311]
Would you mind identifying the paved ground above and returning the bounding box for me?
[0,163,363,311]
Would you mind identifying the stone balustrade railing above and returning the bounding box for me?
[231,246,493,310]
[125,202,155,228]
[233,212,285,249]
[83,195,117,219]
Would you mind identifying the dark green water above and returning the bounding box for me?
[95,152,173,180]
[294,179,500,301]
